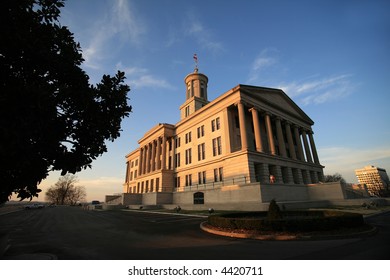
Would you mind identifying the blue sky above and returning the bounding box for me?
[27,0,390,202]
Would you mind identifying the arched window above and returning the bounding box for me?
[193,192,204,204]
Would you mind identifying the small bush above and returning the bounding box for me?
[267,199,281,220]
[207,210,365,232]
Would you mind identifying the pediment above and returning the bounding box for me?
[240,85,314,125]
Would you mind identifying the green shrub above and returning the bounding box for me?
[207,210,365,232]
[267,199,282,220]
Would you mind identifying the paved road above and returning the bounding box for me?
[1,207,389,260]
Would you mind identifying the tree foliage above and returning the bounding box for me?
[323,173,346,184]
[0,0,132,203]
[45,175,86,205]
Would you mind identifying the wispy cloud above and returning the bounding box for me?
[183,18,225,54]
[247,49,279,83]
[279,74,354,105]
[82,0,146,70]
[116,63,175,90]
[246,49,355,106]
[252,49,278,71]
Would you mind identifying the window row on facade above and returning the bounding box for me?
[176,167,224,190]
[127,135,223,181]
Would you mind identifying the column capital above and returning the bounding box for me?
[262,111,273,118]
[234,100,249,107]
[274,116,284,122]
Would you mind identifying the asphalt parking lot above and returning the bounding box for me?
[1,206,389,260]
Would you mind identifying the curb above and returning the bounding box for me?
[200,221,378,241]
[123,209,208,218]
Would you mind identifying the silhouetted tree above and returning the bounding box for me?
[323,173,346,184]
[0,0,132,203]
[45,175,86,205]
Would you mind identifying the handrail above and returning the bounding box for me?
[175,176,249,192]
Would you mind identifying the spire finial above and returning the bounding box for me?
[193,53,198,72]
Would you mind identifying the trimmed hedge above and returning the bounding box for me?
[207,210,365,232]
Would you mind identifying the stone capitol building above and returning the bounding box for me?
[107,66,348,210]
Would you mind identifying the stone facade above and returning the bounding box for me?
[121,69,330,207]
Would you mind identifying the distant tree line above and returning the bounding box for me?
[323,173,346,184]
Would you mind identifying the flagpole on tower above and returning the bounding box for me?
[193,53,198,72]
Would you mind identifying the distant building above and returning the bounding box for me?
[113,67,347,210]
[355,165,390,196]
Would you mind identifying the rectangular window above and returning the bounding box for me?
[197,125,204,138]
[185,132,192,144]
[185,106,190,117]
[185,148,192,165]
[187,83,191,99]
[212,137,222,156]
[219,167,223,182]
[175,137,181,148]
[198,171,206,185]
[216,117,220,130]
[175,153,181,167]
[212,117,221,132]
[214,169,218,182]
[198,143,205,161]
[214,168,223,182]
[185,174,192,186]
[176,177,180,188]
[217,137,222,155]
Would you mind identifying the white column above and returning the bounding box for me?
[265,113,276,155]
[138,148,143,176]
[250,108,264,152]
[302,130,313,163]
[294,126,305,161]
[237,102,248,150]
[275,117,287,157]
[161,136,167,170]
[308,131,320,164]
[152,140,157,171]
[285,122,296,160]
[141,146,146,174]
[156,137,161,170]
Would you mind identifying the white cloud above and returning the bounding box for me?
[116,63,174,90]
[279,74,354,105]
[184,18,224,54]
[247,49,279,83]
[82,0,146,70]
[252,50,278,71]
